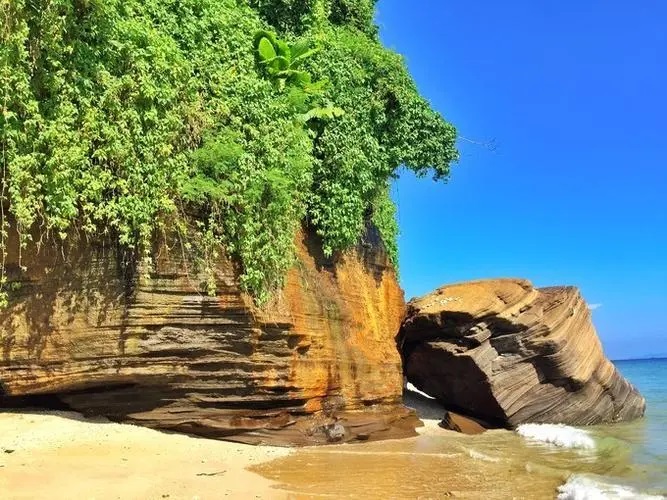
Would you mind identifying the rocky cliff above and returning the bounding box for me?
[398,279,645,427]
[0,225,418,445]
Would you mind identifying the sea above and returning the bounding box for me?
[253,358,667,499]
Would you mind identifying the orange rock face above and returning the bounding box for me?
[399,279,646,427]
[0,226,417,445]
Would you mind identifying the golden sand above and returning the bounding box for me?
[1,390,611,500]
[0,411,290,500]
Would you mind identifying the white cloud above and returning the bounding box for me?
[588,303,603,311]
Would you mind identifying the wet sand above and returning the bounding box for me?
[251,418,566,499]
[0,411,290,499]
[250,389,567,499]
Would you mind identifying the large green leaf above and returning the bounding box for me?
[257,37,276,62]
[275,39,291,59]
[253,30,277,50]
[276,55,290,71]
[290,40,311,60]
[290,48,319,69]
[267,56,290,74]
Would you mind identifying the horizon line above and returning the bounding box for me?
[612,356,667,362]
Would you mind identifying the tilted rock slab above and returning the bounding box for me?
[398,279,645,427]
[0,225,418,445]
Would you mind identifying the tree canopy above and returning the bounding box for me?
[0,0,458,303]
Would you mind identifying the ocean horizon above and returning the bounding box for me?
[613,356,667,362]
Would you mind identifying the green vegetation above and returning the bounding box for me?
[0,0,457,303]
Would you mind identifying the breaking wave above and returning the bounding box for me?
[557,474,665,500]
[516,423,596,450]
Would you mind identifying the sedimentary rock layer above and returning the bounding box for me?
[0,225,418,445]
[399,279,645,426]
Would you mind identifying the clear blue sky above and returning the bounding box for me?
[376,0,666,360]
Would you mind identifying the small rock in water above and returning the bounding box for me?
[439,410,489,435]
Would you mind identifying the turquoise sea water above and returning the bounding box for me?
[555,357,667,498]
[600,358,667,495]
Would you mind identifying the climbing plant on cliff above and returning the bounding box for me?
[0,0,457,303]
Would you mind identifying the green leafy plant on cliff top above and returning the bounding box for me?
[254,30,319,90]
[0,0,458,304]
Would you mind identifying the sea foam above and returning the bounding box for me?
[516,423,596,449]
[557,475,665,500]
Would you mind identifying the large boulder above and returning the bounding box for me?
[398,279,645,427]
[0,224,418,445]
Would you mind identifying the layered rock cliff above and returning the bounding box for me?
[0,225,418,445]
[398,279,645,427]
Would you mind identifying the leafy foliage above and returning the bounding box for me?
[0,0,457,303]
[254,29,320,91]
[371,185,399,269]
[305,27,458,257]
[249,0,319,34]
[254,29,323,102]
[329,0,377,36]
[253,29,343,127]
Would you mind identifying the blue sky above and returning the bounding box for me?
[376,0,666,360]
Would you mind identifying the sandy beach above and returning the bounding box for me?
[0,411,291,500]
[1,390,578,499]
[0,387,450,500]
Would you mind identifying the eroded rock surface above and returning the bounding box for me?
[398,279,645,427]
[0,226,418,445]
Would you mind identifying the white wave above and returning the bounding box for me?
[557,475,665,500]
[516,423,596,450]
